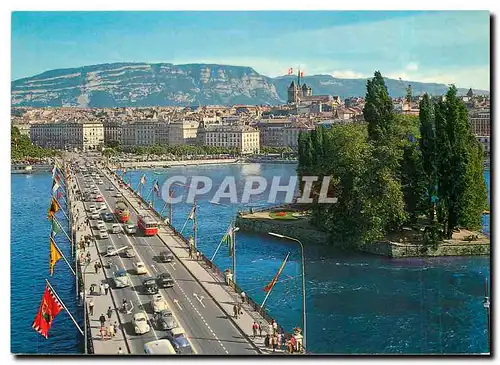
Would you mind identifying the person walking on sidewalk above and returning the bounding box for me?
[277,332,282,351]
[88,299,94,316]
[272,320,278,335]
[233,304,239,319]
[264,334,270,348]
[117,347,123,355]
[241,291,246,303]
[252,321,259,339]
[94,262,99,274]
[268,322,273,337]
[99,314,106,327]
[107,306,113,320]
[104,282,110,295]
[100,283,105,295]
[259,321,263,337]
[271,335,277,352]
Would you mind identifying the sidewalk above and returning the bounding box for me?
[104,169,287,355]
[72,174,129,355]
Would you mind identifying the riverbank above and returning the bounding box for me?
[112,158,239,168]
[236,207,490,258]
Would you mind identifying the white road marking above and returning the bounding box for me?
[173,299,183,311]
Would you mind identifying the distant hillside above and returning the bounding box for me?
[11,62,488,107]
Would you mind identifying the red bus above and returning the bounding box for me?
[137,212,159,236]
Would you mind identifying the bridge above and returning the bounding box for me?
[67,156,301,355]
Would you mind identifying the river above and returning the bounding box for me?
[11,164,490,354]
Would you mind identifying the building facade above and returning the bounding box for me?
[201,125,260,154]
[168,120,199,145]
[469,108,490,136]
[30,122,104,151]
[103,121,122,144]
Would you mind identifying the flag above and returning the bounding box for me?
[51,218,61,238]
[222,225,234,257]
[140,174,146,185]
[51,165,57,179]
[52,180,60,195]
[49,237,63,276]
[153,181,160,197]
[47,197,60,219]
[300,71,304,77]
[263,253,290,292]
[57,190,63,200]
[287,68,293,75]
[188,205,196,220]
[32,285,63,339]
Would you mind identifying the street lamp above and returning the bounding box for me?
[268,232,307,352]
[232,227,240,283]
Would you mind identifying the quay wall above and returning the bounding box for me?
[236,216,490,258]
[114,159,238,168]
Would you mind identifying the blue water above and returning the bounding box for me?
[11,174,82,354]
[11,165,490,354]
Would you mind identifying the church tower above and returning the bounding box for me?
[288,81,299,103]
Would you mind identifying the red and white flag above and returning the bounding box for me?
[32,285,63,339]
[288,68,293,75]
[300,71,304,77]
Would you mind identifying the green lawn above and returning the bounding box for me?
[268,211,298,220]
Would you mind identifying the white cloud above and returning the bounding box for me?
[330,70,368,79]
[406,62,419,72]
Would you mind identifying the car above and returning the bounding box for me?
[102,212,114,222]
[124,247,136,258]
[155,310,177,331]
[134,261,147,275]
[132,312,151,335]
[124,224,137,235]
[165,327,193,354]
[96,196,104,202]
[108,186,115,191]
[98,228,108,239]
[159,251,174,263]
[88,204,96,212]
[157,273,174,288]
[143,277,159,295]
[96,220,106,230]
[113,269,130,288]
[106,246,116,256]
[99,202,107,210]
[111,223,121,234]
[115,192,123,198]
[90,212,100,220]
[98,180,104,185]
[151,293,168,312]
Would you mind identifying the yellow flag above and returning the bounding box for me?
[49,238,62,276]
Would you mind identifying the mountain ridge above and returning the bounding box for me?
[11,62,488,108]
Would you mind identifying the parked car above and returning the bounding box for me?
[111,223,121,234]
[96,220,106,230]
[165,327,193,354]
[106,246,116,256]
[115,192,123,198]
[108,186,115,191]
[90,212,100,220]
[124,247,136,258]
[155,310,177,331]
[134,261,147,275]
[151,293,168,313]
[96,196,104,202]
[124,224,137,235]
[132,312,151,335]
[98,180,104,185]
[159,251,174,263]
[157,273,174,288]
[143,277,159,295]
[113,269,130,288]
[88,204,96,212]
[99,203,107,210]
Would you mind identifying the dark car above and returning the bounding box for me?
[164,329,193,354]
[159,251,174,263]
[157,273,174,288]
[155,310,177,331]
[102,212,114,222]
[142,277,159,295]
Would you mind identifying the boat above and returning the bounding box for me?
[11,164,33,174]
[115,200,130,223]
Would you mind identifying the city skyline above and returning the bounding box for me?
[11,11,490,89]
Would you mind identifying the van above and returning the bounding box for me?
[124,224,137,235]
[112,224,121,234]
[144,339,176,355]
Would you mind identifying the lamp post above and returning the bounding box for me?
[232,227,240,284]
[268,232,306,352]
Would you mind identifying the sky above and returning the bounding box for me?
[11,11,490,89]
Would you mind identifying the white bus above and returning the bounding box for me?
[144,339,177,355]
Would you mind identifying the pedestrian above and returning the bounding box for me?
[264,334,270,348]
[88,299,94,316]
[117,347,123,355]
[99,283,105,295]
[272,335,278,352]
[272,320,278,335]
[279,326,284,335]
[107,306,113,319]
[277,333,282,350]
[268,322,273,336]
[79,291,84,305]
[259,321,263,337]
[233,304,239,319]
[113,321,118,334]
[104,282,110,295]
[196,251,200,261]
[94,262,98,274]
[122,298,128,313]
[99,313,106,327]
[108,323,115,338]
[281,333,286,350]
[241,291,246,303]
[252,321,259,339]
[189,247,193,259]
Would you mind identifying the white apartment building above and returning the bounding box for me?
[30,122,104,151]
[155,121,170,145]
[168,120,199,145]
[469,109,490,136]
[120,121,157,148]
[202,125,260,154]
[103,121,122,144]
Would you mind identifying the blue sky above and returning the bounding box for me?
[11,11,490,89]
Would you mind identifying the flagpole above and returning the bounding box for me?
[194,201,197,250]
[51,237,76,276]
[232,226,236,283]
[45,279,84,336]
[53,216,73,243]
[169,188,173,225]
[261,252,290,309]
[211,221,233,261]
